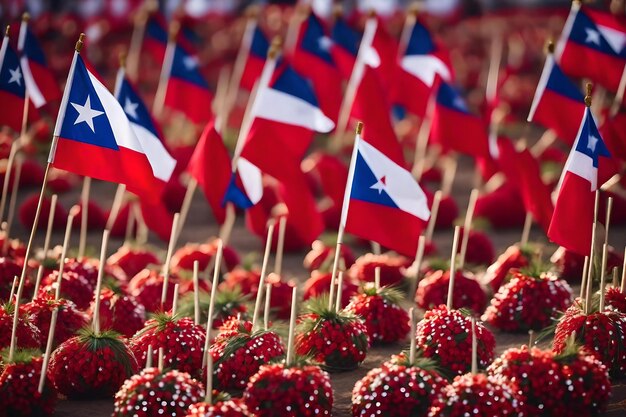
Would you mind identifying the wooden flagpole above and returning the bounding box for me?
[408,307,417,364]
[425,190,442,243]
[40,194,58,260]
[220,6,259,134]
[447,226,461,310]
[610,64,626,117]
[285,286,298,366]
[126,0,156,81]
[408,235,426,299]
[78,176,91,259]
[105,184,126,232]
[160,213,181,308]
[153,21,178,120]
[202,239,223,369]
[251,220,276,329]
[91,230,110,335]
[332,14,378,151]
[273,215,287,276]
[584,190,601,315]
[412,92,437,180]
[192,260,200,325]
[458,189,479,270]
[579,255,589,300]
[520,212,533,247]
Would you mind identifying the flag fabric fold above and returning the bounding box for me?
[0,33,25,132]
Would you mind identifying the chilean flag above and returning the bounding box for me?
[50,53,165,204]
[0,32,26,132]
[114,68,176,186]
[430,82,489,158]
[556,3,626,92]
[527,54,585,145]
[341,132,430,257]
[292,12,342,123]
[240,64,335,182]
[187,121,232,223]
[222,157,263,209]
[548,107,611,255]
[330,14,360,80]
[144,12,198,62]
[17,20,61,108]
[163,41,213,123]
[395,19,453,117]
[240,25,269,91]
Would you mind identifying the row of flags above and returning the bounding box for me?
[0,3,624,260]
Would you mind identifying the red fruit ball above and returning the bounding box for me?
[349,253,411,287]
[488,345,611,417]
[23,291,88,348]
[107,246,160,279]
[220,267,261,296]
[416,270,487,314]
[605,287,626,313]
[131,314,205,378]
[75,200,107,230]
[345,286,410,344]
[186,398,249,417]
[244,363,333,417]
[113,368,205,417]
[456,228,495,266]
[553,304,626,377]
[352,354,446,417]
[41,270,94,310]
[482,245,530,292]
[19,194,67,231]
[0,355,57,417]
[209,322,285,390]
[0,257,26,300]
[303,240,356,273]
[428,373,522,417]
[482,270,572,332]
[89,288,146,338]
[48,329,139,398]
[0,304,41,350]
[415,306,495,376]
[435,195,458,229]
[127,269,179,313]
[172,240,240,272]
[302,270,359,309]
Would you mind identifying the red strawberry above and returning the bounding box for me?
[352,353,446,417]
[416,270,487,314]
[553,303,626,377]
[48,328,139,398]
[456,228,494,266]
[19,194,67,231]
[41,270,94,310]
[0,304,41,350]
[482,244,530,292]
[415,305,495,376]
[172,239,240,272]
[220,267,261,295]
[435,195,458,229]
[302,270,359,309]
[244,362,333,417]
[19,159,45,187]
[303,240,356,273]
[22,291,88,348]
[75,200,107,230]
[428,373,522,417]
[345,285,410,344]
[113,368,205,417]
[107,246,160,279]
[0,351,57,416]
[47,168,76,194]
[130,313,206,378]
[0,257,27,300]
[488,345,611,417]
[551,246,623,283]
[127,269,179,313]
[208,320,284,390]
[89,288,146,338]
[349,253,412,287]
[605,286,626,313]
[295,298,369,372]
[482,269,572,332]
[186,396,249,417]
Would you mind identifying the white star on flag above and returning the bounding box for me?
[124,97,139,120]
[585,28,601,45]
[370,176,387,194]
[588,135,599,152]
[318,36,333,52]
[183,56,199,71]
[453,96,467,111]
[8,67,22,86]
[70,95,104,133]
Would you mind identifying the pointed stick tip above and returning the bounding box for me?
[585,83,593,107]
[332,4,344,18]
[408,2,420,16]
[268,36,282,59]
[75,33,86,52]
[4,26,9,37]
[69,204,80,217]
[245,4,260,18]
[119,51,127,68]
[356,121,364,135]
[545,39,555,54]
[169,21,180,41]
[22,13,30,22]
